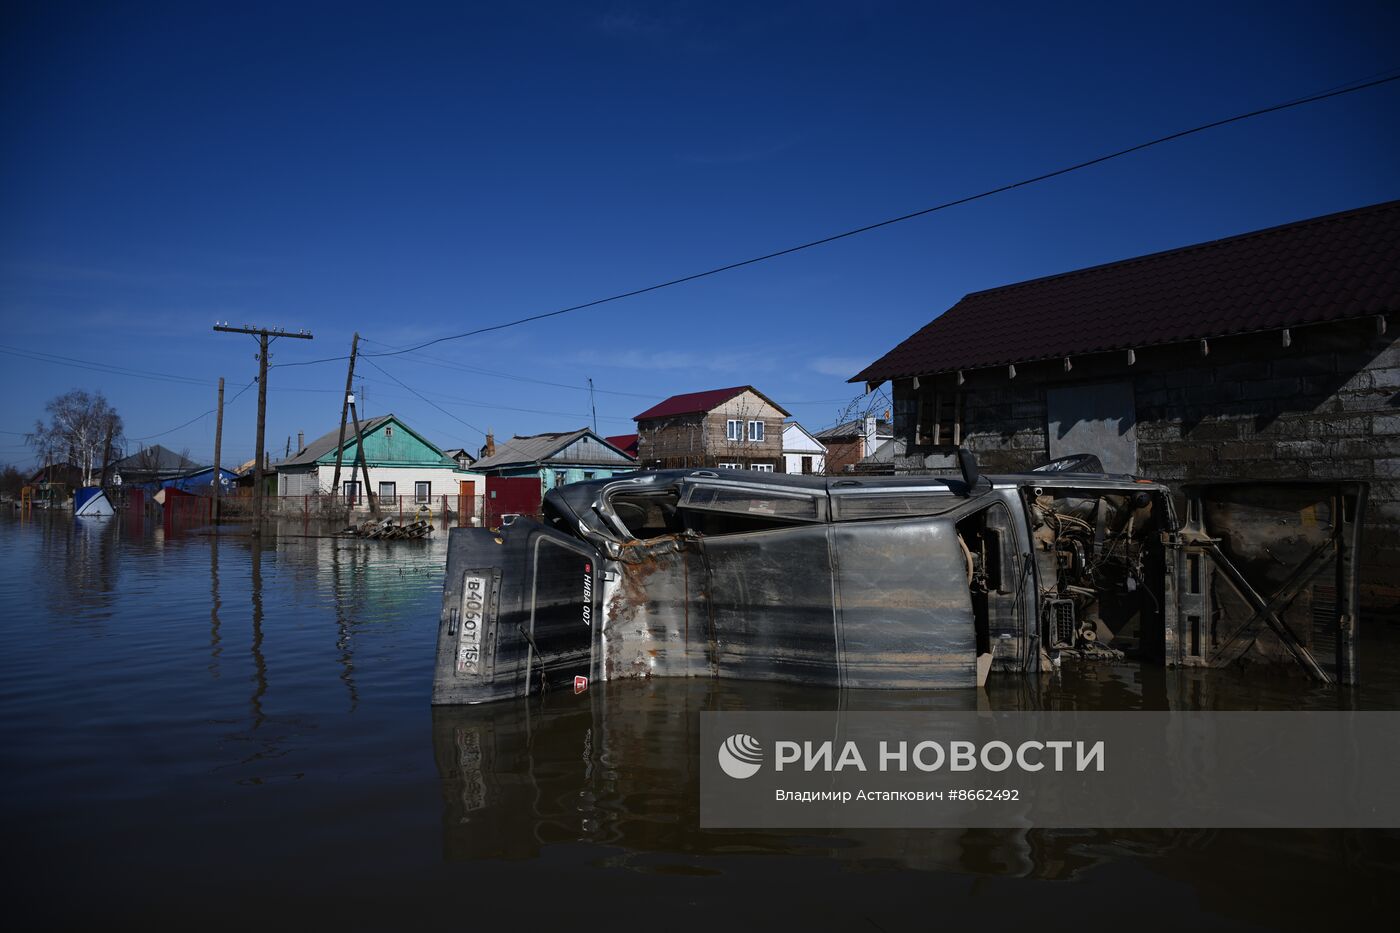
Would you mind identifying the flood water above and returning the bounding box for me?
[3,512,1397,929]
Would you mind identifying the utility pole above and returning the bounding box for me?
[98,419,115,488]
[213,377,224,521]
[330,333,358,512]
[214,324,314,535]
[348,398,378,516]
[588,377,597,434]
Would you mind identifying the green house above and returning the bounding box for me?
[469,427,636,492]
[275,414,482,503]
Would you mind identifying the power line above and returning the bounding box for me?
[0,343,213,387]
[270,69,1400,370]
[352,337,663,399]
[126,378,257,439]
[0,342,344,395]
[359,356,488,440]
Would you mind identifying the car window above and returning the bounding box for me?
[608,489,685,539]
[678,482,824,536]
[830,491,962,521]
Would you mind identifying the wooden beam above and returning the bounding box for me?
[1126,349,1136,366]
[1199,338,1210,357]
[952,389,962,447]
[1281,328,1291,348]
[932,389,942,447]
[1063,357,1072,372]
[1377,315,1388,336]
[1007,363,1017,379]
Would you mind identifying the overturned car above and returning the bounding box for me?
[432,457,1365,704]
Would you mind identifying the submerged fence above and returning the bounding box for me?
[214,493,485,526]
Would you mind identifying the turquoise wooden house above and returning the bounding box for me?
[469,428,636,491]
[275,414,482,504]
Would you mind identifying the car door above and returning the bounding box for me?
[826,484,982,689]
[1177,481,1366,684]
[676,477,838,686]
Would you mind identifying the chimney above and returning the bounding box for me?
[482,431,496,459]
[297,431,304,452]
[863,415,877,457]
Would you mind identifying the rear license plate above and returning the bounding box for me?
[456,574,487,675]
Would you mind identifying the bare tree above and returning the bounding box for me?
[822,385,892,475]
[27,390,123,487]
[829,385,892,438]
[713,396,777,470]
[0,464,23,498]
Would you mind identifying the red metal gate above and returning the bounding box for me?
[483,476,541,528]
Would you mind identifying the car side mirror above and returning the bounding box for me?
[956,448,980,496]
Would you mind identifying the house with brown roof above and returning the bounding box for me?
[852,200,1400,611]
[635,386,790,471]
[815,416,892,473]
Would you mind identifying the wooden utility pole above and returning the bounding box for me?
[348,399,378,516]
[330,332,359,510]
[213,377,224,520]
[97,419,115,488]
[214,324,314,535]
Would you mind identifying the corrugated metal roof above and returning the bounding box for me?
[605,433,639,456]
[815,418,891,440]
[113,444,201,472]
[634,385,791,420]
[854,200,1400,383]
[471,428,636,471]
[279,415,395,467]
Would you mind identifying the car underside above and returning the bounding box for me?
[432,464,1365,705]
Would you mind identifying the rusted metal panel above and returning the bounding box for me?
[704,524,839,686]
[432,467,1370,704]
[832,518,977,688]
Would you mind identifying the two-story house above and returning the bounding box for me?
[634,386,789,471]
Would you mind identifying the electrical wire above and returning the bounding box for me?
[355,337,664,400]
[0,343,213,387]
[270,70,1400,371]
[127,379,256,441]
[359,356,488,439]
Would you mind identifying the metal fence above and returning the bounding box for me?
[213,493,484,526]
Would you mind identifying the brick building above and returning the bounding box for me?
[815,416,892,473]
[852,201,1400,613]
[635,386,789,471]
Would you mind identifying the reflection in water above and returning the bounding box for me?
[432,678,1399,925]
[2,514,1397,927]
[208,532,221,679]
[329,540,359,711]
[249,536,267,729]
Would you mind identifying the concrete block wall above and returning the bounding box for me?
[889,316,1399,615]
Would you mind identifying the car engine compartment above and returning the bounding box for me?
[1024,485,1169,662]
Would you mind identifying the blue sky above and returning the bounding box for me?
[3,1,1398,468]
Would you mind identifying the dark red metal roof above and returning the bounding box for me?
[635,386,789,420]
[854,200,1400,383]
[605,433,639,456]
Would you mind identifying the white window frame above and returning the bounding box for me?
[414,480,431,503]
[748,420,765,442]
[343,480,360,504]
[718,462,741,470]
[726,419,742,442]
[749,463,774,472]
[378,481,397,500]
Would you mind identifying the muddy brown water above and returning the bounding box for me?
[2,513,1397,929]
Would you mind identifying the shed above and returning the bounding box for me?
[852,199,1400,612]
[470,427,636,494]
